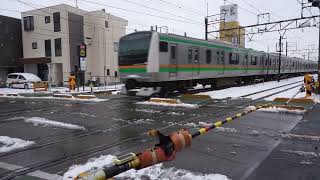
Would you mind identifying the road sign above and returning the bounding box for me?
[80,57,87,71]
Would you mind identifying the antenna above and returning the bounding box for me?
[75,0,78,8]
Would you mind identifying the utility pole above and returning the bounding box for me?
[286,41,288,56]
[318,12,320,93]
[305,0,320,93]
[278,36,282,82]
[205,17,208,40]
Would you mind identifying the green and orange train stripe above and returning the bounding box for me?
[119,64,274,73]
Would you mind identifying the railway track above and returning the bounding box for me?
[0,80,305,180]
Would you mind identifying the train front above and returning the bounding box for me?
[118,31,159,91]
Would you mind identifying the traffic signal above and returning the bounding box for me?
[308,0,320,8]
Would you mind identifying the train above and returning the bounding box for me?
[118,31,317,96]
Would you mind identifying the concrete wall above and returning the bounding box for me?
[0,15,23,87]
[84,10,128,84]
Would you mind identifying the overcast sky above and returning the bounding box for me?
[1,0,319,60]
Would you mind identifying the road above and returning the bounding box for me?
[0,95,318,180]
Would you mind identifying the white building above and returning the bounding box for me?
[21,4,128,85]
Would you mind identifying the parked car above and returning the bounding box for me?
[6,73,42,89]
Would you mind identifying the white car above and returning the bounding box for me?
[6,73,42,89]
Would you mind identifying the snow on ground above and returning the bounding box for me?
[10,117,86,130]
[281,150,319,158]
[63,154,230,180]
[0,95,108,102]
[0,136,34,153]
[197,75,320,101]
[0,84,123,95]
[135,108,161,114]
[281,133,320,141]
[257,107,306,114]
[137,101,199,108]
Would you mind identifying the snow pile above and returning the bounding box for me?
[135,108,161,114]
[137,101,199,108]
[167,111,185,116]
[0,136,34,153]
[63,155,230,180]
[281,133,320,141]
[257,107,306,114]
[281,150,319,158]
[300,160,313,165]
[215,127,237,133]
[198,122,212,127]
[0,95,108,102]
[12,117,86,130]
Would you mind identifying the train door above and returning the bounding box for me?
[241,52,248,74]
[169,44,178,78]
[192,48,200,77]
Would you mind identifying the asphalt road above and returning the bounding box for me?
[0,95,318,180]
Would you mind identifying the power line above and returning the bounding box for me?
[151,0,205,16]
[78,0,203,26]
[117,0,202,24]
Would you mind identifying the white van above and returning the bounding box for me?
[6,73,42,89]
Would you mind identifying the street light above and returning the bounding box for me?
[308,0,320,93]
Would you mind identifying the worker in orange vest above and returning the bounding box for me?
[304,73,313,98]
[68,75,76,91]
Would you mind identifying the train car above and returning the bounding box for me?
[118,31,317,96]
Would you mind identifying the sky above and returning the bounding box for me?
[1,0,319,60]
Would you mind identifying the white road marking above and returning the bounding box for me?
[0,161,62,180]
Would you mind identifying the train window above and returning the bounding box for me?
[188,49,192,63]
[159,41,168,52]
[251,56,257,65]
[229,53,239,64]
[221,51,225,63]
[265,57,268,66]
[170,45,176,59]
[216,51,220,64]
[206,50,212,64]
[194,49,199,62]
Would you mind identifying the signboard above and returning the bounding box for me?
[220,4,238,22]
[80,57,87,71]
[79,43,86,57]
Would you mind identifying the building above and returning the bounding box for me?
[219,4,245,47]
[21,4,128,85]
[0,15,23,87]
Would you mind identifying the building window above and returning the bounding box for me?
[45,16,50,23]
[53,12,61,32]
[45,39,51,57]
[159,41,168,52]
[32,42,37,49]
[54,38,62,56]
[23,16,34,31]
[107,69,110,76]
[206,50,212,64]
[114,71,118,77]
[105,21,108,28]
